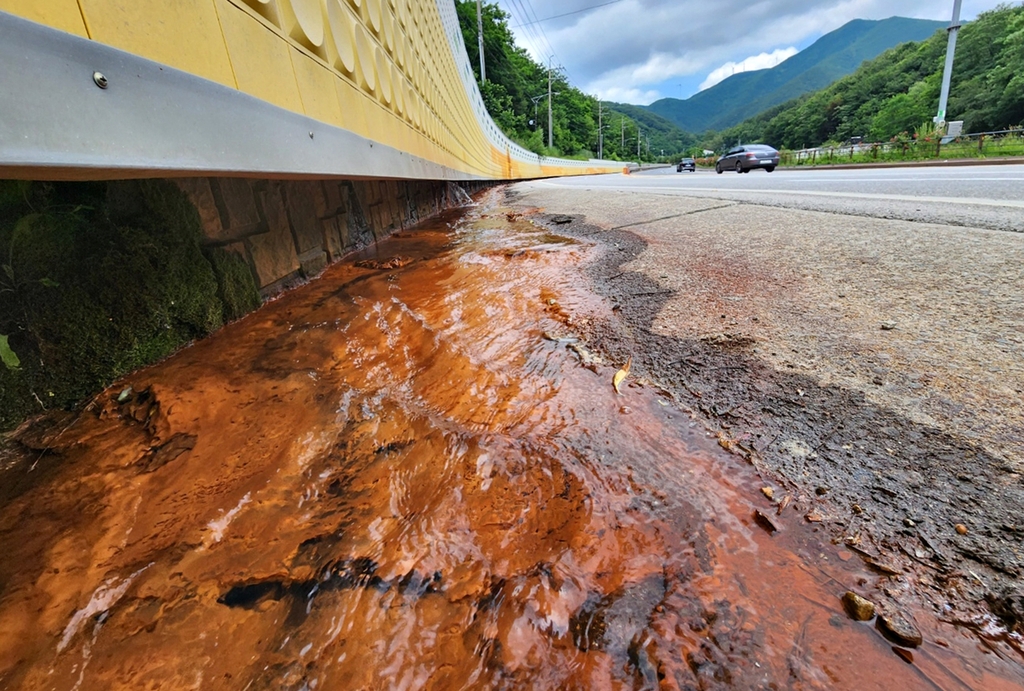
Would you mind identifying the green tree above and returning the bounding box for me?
[702,5,1024,151]
[455,1,694,160]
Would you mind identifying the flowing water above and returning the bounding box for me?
[0,192,1021,690]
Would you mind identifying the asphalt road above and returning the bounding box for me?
[534,164,1024,232]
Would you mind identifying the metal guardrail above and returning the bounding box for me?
[781,128,1024,166]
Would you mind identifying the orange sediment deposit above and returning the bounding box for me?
[0,192,1021,690]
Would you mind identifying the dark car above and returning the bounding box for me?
[676,158,696,172]
[715,144,779,174]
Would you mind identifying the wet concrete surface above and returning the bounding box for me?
[0,191,1022,689]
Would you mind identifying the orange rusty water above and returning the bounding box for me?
[0,192,1021,690]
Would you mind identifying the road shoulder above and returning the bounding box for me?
[507,183,1024,637]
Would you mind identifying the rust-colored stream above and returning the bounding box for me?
[0,192,1021,690]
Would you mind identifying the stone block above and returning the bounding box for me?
[341,182,372,248]
[384,180,401,230]
[322,181,347,216]
[211,178,262,239]
[284,181,323,255]
[298,248,328,278]
[311,181,329,219]
[322,217,345,261]
[247,184,299,288]
[174,178,224,241]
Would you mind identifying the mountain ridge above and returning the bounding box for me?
[636,16,946,134]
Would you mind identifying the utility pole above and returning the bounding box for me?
[476,0,486,83]
[547,57,554,150]
[637,127,641,160]
[598,100,603,160]
[621,118,625,150]
[935,0,963,126]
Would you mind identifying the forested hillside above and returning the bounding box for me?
[455,1,694,159]
[602,103,698,158]
[646,17,945,134]
[705,4,1024,151]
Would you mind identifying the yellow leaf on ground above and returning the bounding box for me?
[613,356,632,395]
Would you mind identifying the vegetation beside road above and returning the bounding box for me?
[456,1,606,158]
[461,2,1024,166]
[705,4,1024,153]
[456,1,693,161]
[777,129,1024,167]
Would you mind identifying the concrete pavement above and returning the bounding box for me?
[532,164,1024,232]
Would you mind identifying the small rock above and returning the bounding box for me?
[955,524,969,535]
[878,612,923,648]
[805,511,825,523]
[815,486,829,496]
[865,557,902,576]
[903,518,916,528]
[842,592,875,621]
[881,321,897,331]
[892,647,914,664]
[852,504,864,515]
[141,433,198,473]
[761,487,775,501]
[117,386,134,403]
[753,509,780,534]
[355,256,413,270]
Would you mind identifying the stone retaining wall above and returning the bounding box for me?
[175,177,473,296]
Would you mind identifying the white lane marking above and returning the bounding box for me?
[531,181,1024,209]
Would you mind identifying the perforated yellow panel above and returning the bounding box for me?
[2,0,87,36]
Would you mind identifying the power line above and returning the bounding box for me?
[505,0,557,66]
[516,0,582,87]
[510,0,628,28]
[502,0,546,58]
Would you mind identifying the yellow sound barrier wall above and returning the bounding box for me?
[0,0,623,180]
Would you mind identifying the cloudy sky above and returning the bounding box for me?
[491,0,1008,104]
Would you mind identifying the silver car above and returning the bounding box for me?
[716,144,779,174]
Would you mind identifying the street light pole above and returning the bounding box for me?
[531,92,559,140]
[476,0,486,83]
[547,57,554,150]
[935,0,963,126]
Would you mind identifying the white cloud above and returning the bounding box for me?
[587,51,705,98]
[595,86,663,105]
[498,0,1005,105]
[699,47,800,91]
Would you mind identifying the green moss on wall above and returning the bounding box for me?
[0,179,254,432]
[204,246,262,323]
